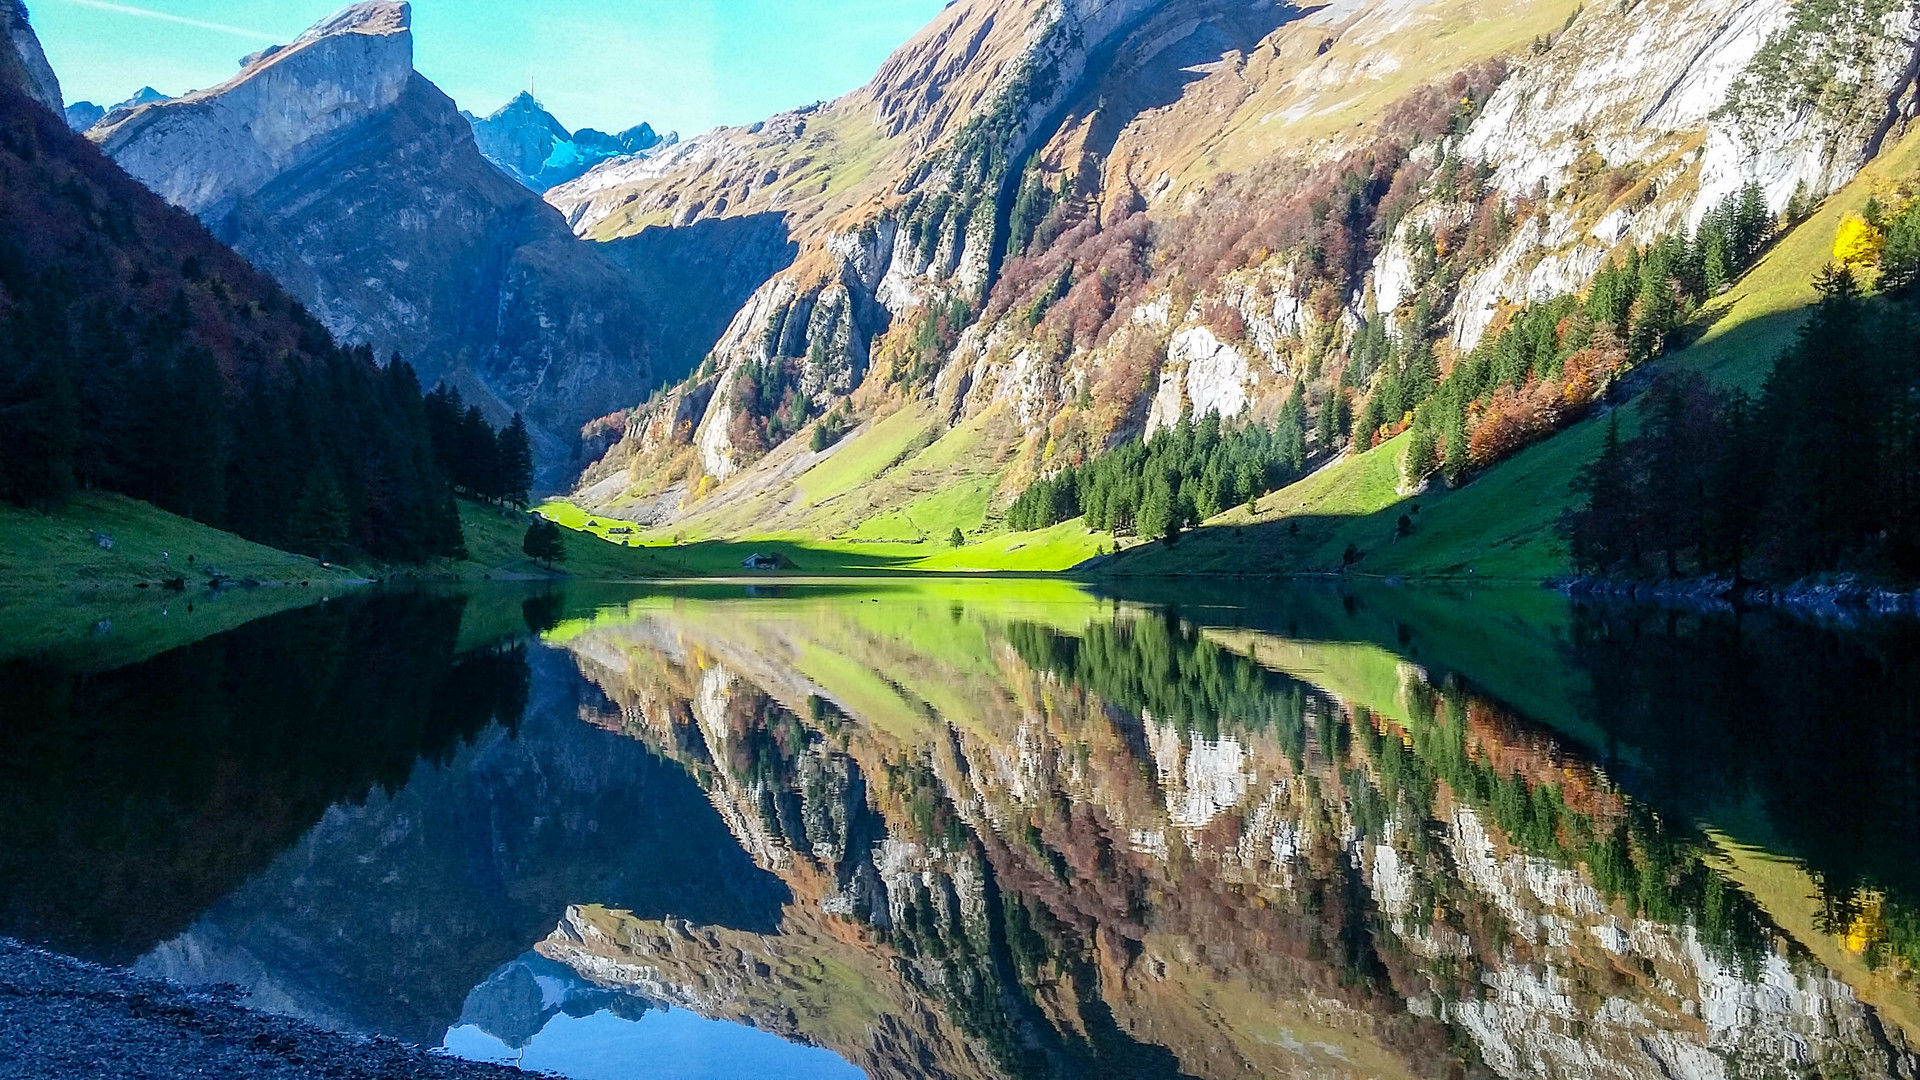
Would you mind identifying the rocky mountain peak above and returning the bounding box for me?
[292,0,411,47]
[485,90,569,137]
[90,0,415,220]
[468,91,665,192]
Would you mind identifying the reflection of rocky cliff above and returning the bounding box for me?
[455,951,655,1050]
[136,646,789,1047]
[548,595,1919,1080]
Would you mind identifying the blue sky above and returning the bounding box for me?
[28,0,950,135]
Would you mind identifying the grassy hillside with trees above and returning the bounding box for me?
[1102,129,1920,583]
[0,79,563,580]
[1568,259,1920,584]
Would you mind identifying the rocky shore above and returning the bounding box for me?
[1554,574,1920,621]
[0,939,538,1080]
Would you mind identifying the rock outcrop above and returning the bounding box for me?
[88,1,669,475]
[0,0,61,114]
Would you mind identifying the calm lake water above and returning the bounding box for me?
[4,580,1919,1079]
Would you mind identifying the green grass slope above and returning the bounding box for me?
[0,492,364,667]
[1102,129,1920,583]
[572,400,1114,573]
[537,495,1108,575]
[0,491,356,591]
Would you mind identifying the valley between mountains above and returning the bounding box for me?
[6,0,1920,591]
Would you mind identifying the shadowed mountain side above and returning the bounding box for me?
[209,73,655,476]
[86,4,682,481]
[598,214,799,388]
[136,644,791,1047]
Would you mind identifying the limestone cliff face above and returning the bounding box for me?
[0,0,61,114]
[572,0,1920,530]
[89,1,664,474]
[1446,0,1920,348]
[553,0,1178,483]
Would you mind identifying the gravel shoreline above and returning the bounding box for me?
[0,939,541,1079]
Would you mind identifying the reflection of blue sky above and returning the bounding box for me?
[443,1007,866,1080]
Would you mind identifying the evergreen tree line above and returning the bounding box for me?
[1566,263,1920,582]
[0,255,537,563]
[1003,615,1312,751]
[1006,394,1308,538]
[1382,183,1776,484]
[0,265,455,561]
[421,384,534,509]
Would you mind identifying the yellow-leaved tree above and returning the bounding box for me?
[1834,214,1886,266]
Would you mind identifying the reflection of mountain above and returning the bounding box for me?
[544,590,1920,1080]
[1563,607,1920,936]
[456,952,653,1050]
[0,591,529,965]
[21,582,1919,1080]
[137,646,790,1047]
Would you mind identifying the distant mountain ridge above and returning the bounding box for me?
[63,86,166,133]
[465,90,674,193]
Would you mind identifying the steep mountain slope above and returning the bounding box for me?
[0,0,59,115]
[0,5,465,563]
[466,91,670,193]
[558,0,1920,574]
[86,1,666,472]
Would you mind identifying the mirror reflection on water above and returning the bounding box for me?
[3,581,1918,1080]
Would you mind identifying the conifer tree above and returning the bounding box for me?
[1442,396,1470,483]
[500,413,535,509]
[1566,415,1638,574]
[523,518,567,570]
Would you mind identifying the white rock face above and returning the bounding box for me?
[93,1,414,221]
[1147,719,1253,830]
[1460,0,1787,199]
[1145,326,1254,434]
[1,0,62,115]
[1444,0,1920,350]
[1695,3,1920,219]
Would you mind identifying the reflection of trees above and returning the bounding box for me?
[1010,615,1771,975]
[0,591,530,964]
[1004,613,1309,757]
[1356,692,1769,976]
[1567,604,1920,972]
